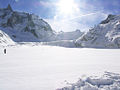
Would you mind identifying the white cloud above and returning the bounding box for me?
[46,12,107,32]
[46,19,89,32]
[43,0,108,32]
[39,1,56,8]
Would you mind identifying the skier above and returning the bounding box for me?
[4,49,6,54]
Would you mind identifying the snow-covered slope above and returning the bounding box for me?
[0,4,54,42]
[55,30,84,41]
[75,14,120,48]
[43,30,83,47]
[0,29,14,47]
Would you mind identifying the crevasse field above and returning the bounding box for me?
[0,45,120,90]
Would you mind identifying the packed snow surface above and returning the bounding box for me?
[0,45,120,90]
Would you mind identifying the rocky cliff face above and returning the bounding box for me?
[75,14,120,48]
[0,4,54,42]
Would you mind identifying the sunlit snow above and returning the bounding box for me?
[0,45,120,90]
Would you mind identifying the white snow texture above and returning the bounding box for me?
[57,72,120,90]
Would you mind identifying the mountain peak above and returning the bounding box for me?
[75,14,120,48]
[6,4,13,11]
[100,14,115,24]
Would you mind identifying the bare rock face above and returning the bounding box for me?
[6,4,13,11]
[100,14,115,24]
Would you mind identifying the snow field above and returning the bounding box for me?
[0,45,120,90]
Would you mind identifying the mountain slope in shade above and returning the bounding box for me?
[75,14,120,48]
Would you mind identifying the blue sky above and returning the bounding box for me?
[0,0,120,32]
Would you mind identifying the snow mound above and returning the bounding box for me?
[57,72,120,90]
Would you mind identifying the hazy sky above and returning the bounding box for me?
[0,0,120,32]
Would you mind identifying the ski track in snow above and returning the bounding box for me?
[0,45,120,90]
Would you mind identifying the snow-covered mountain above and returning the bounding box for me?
[0,4,84,45]
[0,4,54,42]
[1,4,120,48]
[43,30,84,47]
[0,29,15,47]
[75,14,120,48]
[45,14,120,48]
[55,30,84,41]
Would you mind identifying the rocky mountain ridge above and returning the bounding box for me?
[0,5,120,48]
[0,4,54,42]
[0,4,83,45]
[75,14,120,48]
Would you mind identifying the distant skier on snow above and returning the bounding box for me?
[4,49,6,54]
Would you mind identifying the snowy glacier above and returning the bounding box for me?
[0,45,120,90]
